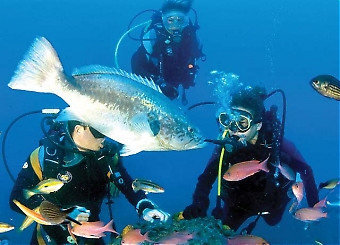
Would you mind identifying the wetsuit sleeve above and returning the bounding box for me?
[9,155,44,213]
[281,138,319,206]
[113,158,147,207]
[190,146,221,209]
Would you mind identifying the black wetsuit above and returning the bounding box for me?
[9,136,149,245]
[186,134,319,231]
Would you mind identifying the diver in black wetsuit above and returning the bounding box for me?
[131,0,205,105]
[9,113,169,245]
[183,86,319,232]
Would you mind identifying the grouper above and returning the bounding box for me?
[8,37,206,156]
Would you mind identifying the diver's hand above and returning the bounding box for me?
[155,78,179,100]
[183,203,207,219]
[68,206,91,223]
[142,208,170,223]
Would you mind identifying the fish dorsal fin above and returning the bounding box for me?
[72,65,163,93]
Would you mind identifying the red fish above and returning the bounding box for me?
[71,219,119,239]
[157,231,197,244]
[293,207,327,222]
[223,156,270,181]
[121,228,154,244]
[227,234,270,245]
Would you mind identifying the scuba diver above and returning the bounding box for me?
[182,85,319,233]
[9,109,170,245]
[130,0,205,105]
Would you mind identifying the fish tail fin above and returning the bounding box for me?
[23,189,34,199]
[105,219,119,234]
[8,37,65,93]
[260,158,270,172]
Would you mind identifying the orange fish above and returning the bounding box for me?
[227,234,270,245]
[157,231,197,244]
[71,219,119,239]
[13,200,52,226]
[293,207,327,222]
[292,182,304,206]
[223,156,270,181]
[121,228,154,244]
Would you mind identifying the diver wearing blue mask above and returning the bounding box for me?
[131,0,205,105]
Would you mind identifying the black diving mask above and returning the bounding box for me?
[218,109,254,132]
[88,126,105,139]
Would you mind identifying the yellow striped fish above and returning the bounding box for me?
[0,222,14,233]
[23,178,64,199]
[132,179,164,194]
[310,74,340,101]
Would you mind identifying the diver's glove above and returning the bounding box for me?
[183,203,208,219]
[155,78,179,100]
[68,206,91,223]
[136,199,170,223]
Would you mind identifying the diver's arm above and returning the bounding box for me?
[112,158,147,207]
[191,146,221,207]
[281,138,319,206]
[9,155,44,213]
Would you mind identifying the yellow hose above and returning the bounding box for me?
[217,130,228,196]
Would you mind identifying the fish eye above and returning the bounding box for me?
[188,127,194,133]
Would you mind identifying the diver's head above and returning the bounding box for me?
[218,86,267,144]
[161,0,191,35]
[68,120,105,152]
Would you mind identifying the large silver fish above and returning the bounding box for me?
[8,37,206,156]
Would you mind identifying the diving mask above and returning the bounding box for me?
[218,109,254,132]
[162,10,189,34]
[88,126,105,139]
[79,123,105,139]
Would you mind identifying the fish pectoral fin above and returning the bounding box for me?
[119,144,143,156]
[56,107,87,123]
[131,113,158,137]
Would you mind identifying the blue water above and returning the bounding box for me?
[0,0,339,244]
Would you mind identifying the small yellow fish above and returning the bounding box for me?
[23,178,64,199]
[0,222,14,233]
[132,179,164,194]
[227,234,269,245]
[318,178,340,190]
[19,206,40,231]
[13,200,52,226]
[310,74,340,101]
